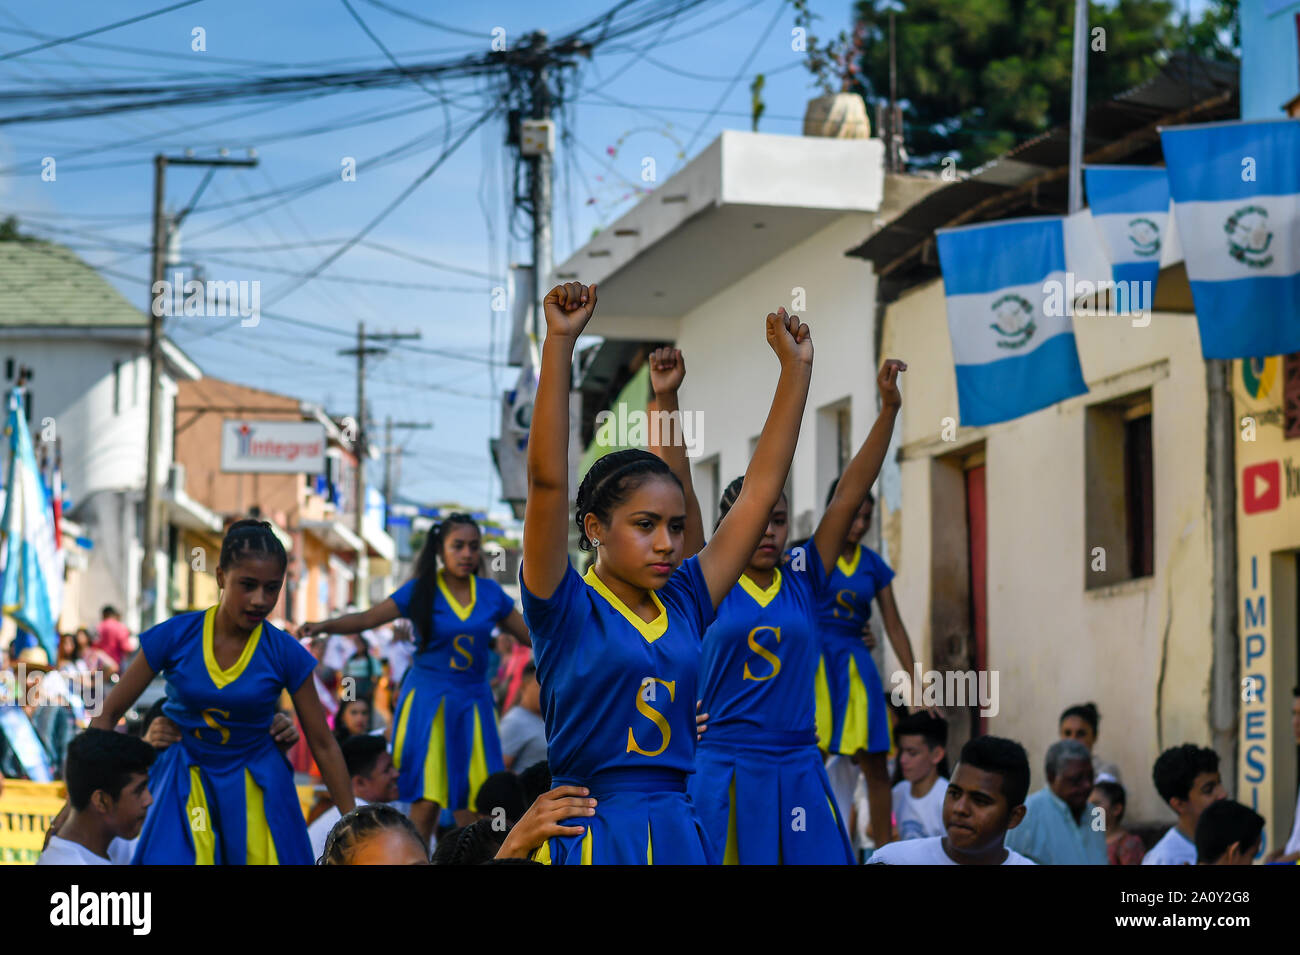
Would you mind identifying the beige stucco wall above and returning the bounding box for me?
[677,213,880,532]
[882,276,1215,824]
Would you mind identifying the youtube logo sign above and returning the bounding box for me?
[1242,461,1280,515]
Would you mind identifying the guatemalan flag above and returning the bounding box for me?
[0,389,61,663]
[1084,165,1180,303]
[935,212,1106,426]
[1160,118,1300,359]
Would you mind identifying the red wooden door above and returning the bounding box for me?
[965,464,988,736]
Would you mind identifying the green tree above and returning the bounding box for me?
[850,0,1238,169]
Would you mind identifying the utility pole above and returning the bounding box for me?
[500,31,589,349]
[1066,0,1088,213]
[140,152,256,630]
[338,324,420,608]
[382,416,433,533]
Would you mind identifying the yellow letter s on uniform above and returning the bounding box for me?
[627,678,676,757]
[194,708,231,745]
[832,589,856,621]
[742,626,782,681]
[450,634,474,671]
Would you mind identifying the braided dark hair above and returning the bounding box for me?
[318,803,427,865]
[406,513,479,649]
[574,449,680,551]
[219,518,288,572]
[716,475,787,531]
[825,476,875,510]
[429,818,506,865]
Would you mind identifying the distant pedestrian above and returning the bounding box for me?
[95,606,134,668]
[1004,739,1107,864]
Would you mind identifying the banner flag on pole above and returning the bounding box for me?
[935,213,1101,426]
[0,389,60,663]
[1160,118,1300,358]
[1084,165,1178,308]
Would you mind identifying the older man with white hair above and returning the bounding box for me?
[1004,739,1107,864]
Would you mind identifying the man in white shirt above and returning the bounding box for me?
[870,736,1036,865]
[307,733,399,862]
[38,729,154,865]
[1143,743,1226,865]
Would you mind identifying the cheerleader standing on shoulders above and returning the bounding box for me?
[520,281,812,865]
[91,520,353,864]
[301,514,531,844]
[815,477,923,850]
[650,347,904,864]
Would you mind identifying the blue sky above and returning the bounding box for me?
[0,0,857,520]
[0,0,1210,519]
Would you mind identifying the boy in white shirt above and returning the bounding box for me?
[38,728,154,865]
[308,733,400,862]
[870,735,1036,865]
[1143,743,1227,865]
[891,711,949,841]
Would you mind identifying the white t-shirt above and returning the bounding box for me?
[308,797,370,863]
[1142,825,1197,865]
[1149,821,1196,867]
[892,777,949,840]
[38,834,134,866]
[870,835,1035,865]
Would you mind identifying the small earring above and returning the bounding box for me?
[591,538,601,547]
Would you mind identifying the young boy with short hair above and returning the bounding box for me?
[38,728,155,865]
[869,735,1036,865]
[1144,743,1227,865]
[1195,800,1264,865]
[891,711,948,840]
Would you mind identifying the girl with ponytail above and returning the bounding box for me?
[520,281,814,865]
[92,519,353,864]
[300,513,530,844]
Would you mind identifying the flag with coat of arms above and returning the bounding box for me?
[0,388,62,663]
[935,210,1110,426]
[1084,164,1182,303]
[1159,118,1300,359]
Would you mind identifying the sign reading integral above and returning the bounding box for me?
[220,420,326,474]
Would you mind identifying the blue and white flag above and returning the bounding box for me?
[1160,118,1300,358]
[1085,164,1179,307]
[935,213,1104,426]
[0,389,61,663]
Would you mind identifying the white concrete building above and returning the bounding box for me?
[0,239,204,633]
[549,130,929,545]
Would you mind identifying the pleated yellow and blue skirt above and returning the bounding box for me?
[689,727,853,865]
[133,734,311,865]
[391,669,503,811]
[532,768,716,865]
[815,634,893,755]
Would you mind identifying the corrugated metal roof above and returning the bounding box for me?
[847,53,1239,294]
[0,238,146,326]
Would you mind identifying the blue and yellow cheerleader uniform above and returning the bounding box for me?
[133,608,316,864]
[389,571,514,811]
[815,545,896,755]
[691,545,854,864]
[521,558,717,865]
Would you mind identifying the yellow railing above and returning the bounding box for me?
[0,777,320,865]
